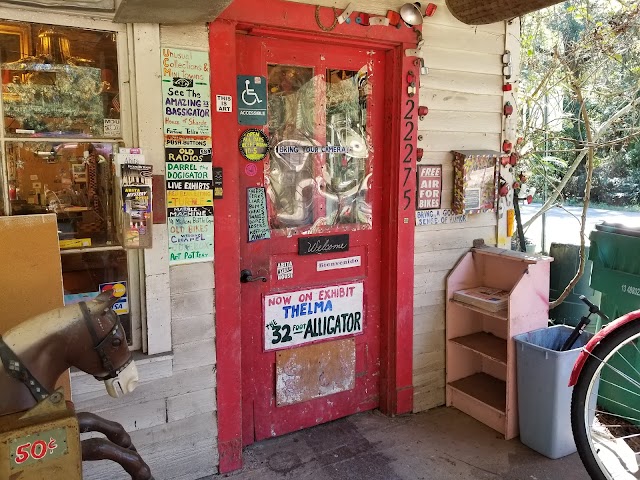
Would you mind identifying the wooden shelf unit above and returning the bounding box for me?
[446,245,552,439]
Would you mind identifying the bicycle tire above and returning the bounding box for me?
[571,319,640,480]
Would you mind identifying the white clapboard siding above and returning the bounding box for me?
[82,413,218,480]
[78,23,219,480]
[411,0,509,412]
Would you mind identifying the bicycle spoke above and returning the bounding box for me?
[612,349,640,383]
[592,409,640,425]
[591,352,640,392]
[599,377,640,399]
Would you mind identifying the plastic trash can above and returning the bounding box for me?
[514,325,594,459]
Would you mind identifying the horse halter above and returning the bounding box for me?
[79,301,132,381]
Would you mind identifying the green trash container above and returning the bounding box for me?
[588,222,640,420]
[549,243,601,332]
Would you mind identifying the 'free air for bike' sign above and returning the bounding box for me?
[237,76,267,125]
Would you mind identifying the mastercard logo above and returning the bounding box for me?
[101,283,126,298]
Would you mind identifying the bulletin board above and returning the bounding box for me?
[0,214,70,398]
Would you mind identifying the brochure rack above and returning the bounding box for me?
[446,244,552,439]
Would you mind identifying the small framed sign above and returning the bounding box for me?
[298,234,349,256]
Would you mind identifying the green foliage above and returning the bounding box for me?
[520,0,640,208]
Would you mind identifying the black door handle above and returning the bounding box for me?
[240,269,267,283]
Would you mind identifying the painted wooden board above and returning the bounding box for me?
[275,338,355,406]
[0,214,71,399]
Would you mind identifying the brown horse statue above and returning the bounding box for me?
[0,291,153,480]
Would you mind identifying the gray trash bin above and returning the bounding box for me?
[514,325,594,459]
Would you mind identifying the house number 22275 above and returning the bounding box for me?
[403,99,416,210]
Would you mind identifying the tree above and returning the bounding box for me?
[519,0,640,306]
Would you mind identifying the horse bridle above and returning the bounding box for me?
[0,302,132,402]
[79,301,133,382]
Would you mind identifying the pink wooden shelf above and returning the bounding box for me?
[450,332,507,365]
[446,245,551,440]
[450,298,508,320]
[448,373,506,414]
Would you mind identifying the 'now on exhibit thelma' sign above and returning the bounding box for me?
[263,282,364,351]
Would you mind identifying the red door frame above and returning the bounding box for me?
[211,0,418,472]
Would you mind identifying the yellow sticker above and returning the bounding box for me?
[59,238,92,249]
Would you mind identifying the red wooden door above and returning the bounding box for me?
[238,34,385,443]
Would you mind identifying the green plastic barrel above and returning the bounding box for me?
[549,243,601,333]
[588,223,640,421]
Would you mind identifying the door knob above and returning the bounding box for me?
[240,269,267,283]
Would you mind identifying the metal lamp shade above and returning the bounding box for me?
[400,2,423,26]
[445,0,564,25]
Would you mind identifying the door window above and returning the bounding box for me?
[266,64,372,233]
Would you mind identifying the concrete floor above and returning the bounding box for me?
[213,407,589,480]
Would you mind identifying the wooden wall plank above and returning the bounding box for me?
[422,89,504,113]
[173,338,216,372]
[172,313,215,346]
[167,387,216,423]
[423,23,505,55]
[170,262,215,293]
[423,69,503,96]
[75,364,214,413]
[171,288,215,319]
[421,131,501,152]
[420,110,502,134]
[414,226,496,253]
[425,47,502,76]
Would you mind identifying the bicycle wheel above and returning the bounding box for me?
[571,320,640,479]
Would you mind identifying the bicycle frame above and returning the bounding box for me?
[568,309,640,387]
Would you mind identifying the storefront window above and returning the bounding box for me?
[266,64,372,233]
[6,141,118,247]
[0,19,139,348]
[0,21,121,137]
[61,249,132,344]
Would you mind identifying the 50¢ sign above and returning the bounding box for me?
[10,428,68,469]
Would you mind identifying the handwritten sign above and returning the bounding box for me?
[417,165,442,210]
[166,189,213,208]
[298,234,349,256]
[166,162,212,181]
[161,48,211,148]
[239,129,269,162]
[165,147,211,163]
[168,207,213,264]
[415,209,467,226]
[247,187,270,242]
[264,282,364,351]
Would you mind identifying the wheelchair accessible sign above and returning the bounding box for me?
[237,75,267,125]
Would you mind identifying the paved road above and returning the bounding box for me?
[519,203,640,251]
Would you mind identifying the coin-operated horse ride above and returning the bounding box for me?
[0,291,153,480]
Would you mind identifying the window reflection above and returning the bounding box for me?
[265,64,373,232]
[1,22,120,137]
[61,250,132,344]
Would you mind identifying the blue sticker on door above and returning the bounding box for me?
[237,75,267,125]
